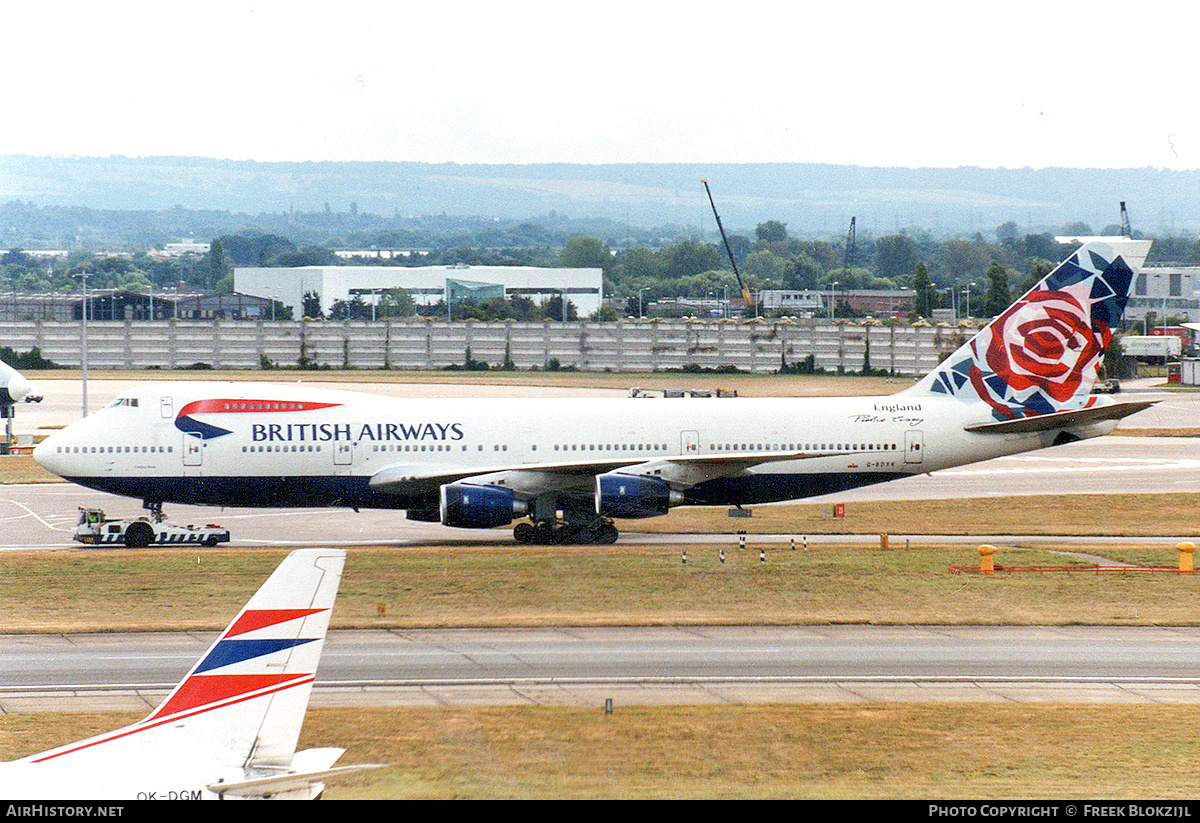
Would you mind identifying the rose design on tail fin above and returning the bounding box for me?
[968,284,1111,418]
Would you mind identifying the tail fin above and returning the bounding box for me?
[23,549,345,772]
[905,240,1151,421]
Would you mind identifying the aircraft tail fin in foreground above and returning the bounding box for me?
[6,548,380,800]
[904,240,1151,422]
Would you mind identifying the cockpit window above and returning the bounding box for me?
[106,397,140,408]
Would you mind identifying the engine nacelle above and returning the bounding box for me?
[594,473,679,519]
[439,483,525,529]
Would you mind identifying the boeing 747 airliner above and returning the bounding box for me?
[33,241,1154,544]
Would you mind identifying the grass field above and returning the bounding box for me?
[1,541,1196,634]
[4,535,1197,798]
[4,704,1197,799]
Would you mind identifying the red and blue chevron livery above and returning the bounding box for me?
[175,397,342,440]
[144,606,329,723]
[0,549,378,800]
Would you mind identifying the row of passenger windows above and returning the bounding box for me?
[372,444,471,453]
[555,443,667,453]
[357,441,898,455]
[55,441,900,458]
[710,442,899,452]
[366,441,896,455]
[54,445,172,454]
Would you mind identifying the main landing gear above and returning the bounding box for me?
[513,516,619,545]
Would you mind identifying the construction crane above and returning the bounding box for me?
[1119,201,1132,238]
[702,180,754,314]
[843,215,857,276]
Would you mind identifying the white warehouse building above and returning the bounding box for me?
[234,264,604,318]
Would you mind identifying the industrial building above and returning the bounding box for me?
[1130,265,1200,326]
[0,290,273,321]
[760,288,914,317]
[234,264,604,318]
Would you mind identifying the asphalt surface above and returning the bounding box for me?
[7,626,1200,714]
[4,376,1199,710]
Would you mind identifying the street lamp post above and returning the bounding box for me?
[72,271,92,418]
[829,281,838,320]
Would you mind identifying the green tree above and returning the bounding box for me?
[543,295,577,321]
[376,288,415,319]
[783,253,822,291]
[912,263,936,318]
[995,221,1020,242]
[302,291,324,319]
[660,240,724,280]
[875,235,920,284]
[755,220,788,243]
[617,247,663,282]
[1020,259,1055,295]
[218,231,297,266]
[559,236,611,273]
[943,237,992,283]
[742,250,789,286]
[984,262,1011,317]
[206,238,230,290]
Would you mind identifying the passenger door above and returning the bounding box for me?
[904,430,924,465]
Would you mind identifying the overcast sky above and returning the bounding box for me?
[5,1,1196,169]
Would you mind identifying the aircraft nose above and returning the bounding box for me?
[7,373,31,402]
[32,432,65,476]
[1,371,31,404]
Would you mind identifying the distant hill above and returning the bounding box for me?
[2,155,1198,236]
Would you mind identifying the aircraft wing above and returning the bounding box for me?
[963,400,1156,434]
[368,449,849,498]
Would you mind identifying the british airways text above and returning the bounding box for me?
[251,422,464,442]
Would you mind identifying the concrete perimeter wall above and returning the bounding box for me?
[3,318,974,375]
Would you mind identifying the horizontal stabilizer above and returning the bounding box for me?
[207,763,383,798]
[963,400,1155,434]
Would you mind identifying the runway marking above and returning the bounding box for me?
[2,499,65,532]
[6,675,1200,693]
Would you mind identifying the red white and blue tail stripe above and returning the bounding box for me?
[20,549,345,772]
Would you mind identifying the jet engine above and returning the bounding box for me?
[594,472,681,519]
[439,483,526,529]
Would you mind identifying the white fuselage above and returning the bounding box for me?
[32,381,1114,515]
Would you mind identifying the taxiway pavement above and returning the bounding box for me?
[5,625,1200,713]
